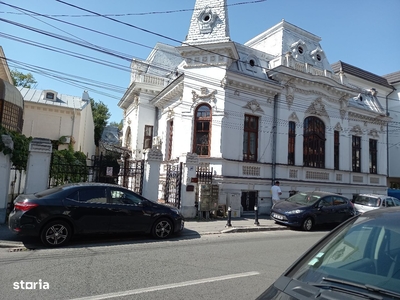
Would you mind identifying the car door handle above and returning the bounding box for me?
[109,208,121,212]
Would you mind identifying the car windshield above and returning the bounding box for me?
[287,212,400,295]
[286,192,321,205]
[355,195,380,207]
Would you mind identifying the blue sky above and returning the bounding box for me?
[1,0,399,124]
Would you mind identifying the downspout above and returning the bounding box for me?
[271,93,279,184]
[387,86,397,183]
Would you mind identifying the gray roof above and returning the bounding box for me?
[0,79,24,108]
[331,61,392,88]
[383,71,400,85]
[18,87,90,110]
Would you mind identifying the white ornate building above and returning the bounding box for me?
[118,0,391,217]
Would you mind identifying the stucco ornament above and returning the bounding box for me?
[351,125,363,136]
[334,122,343,132]
[306,97,329,119]
[192,87,217,104]
[197,6,218,34]
[288,112,299,123]
[244,100,263,113]
[369,129,379,139]
[285,81,295,109]
[339,96,348,120]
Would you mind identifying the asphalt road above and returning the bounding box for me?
[0,230,328,300]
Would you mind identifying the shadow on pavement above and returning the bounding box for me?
[15,229,202,250]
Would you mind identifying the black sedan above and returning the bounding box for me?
[270,191,356,231]
[257,207,400,299]
[8,183,184,247]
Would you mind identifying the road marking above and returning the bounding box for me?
[70,271,260,300]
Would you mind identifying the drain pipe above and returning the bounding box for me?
[271,93,279,184]
[386,86,397,179]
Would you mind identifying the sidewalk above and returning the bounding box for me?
[0,215,287,249]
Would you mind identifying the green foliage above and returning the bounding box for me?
[50,148,89,186]
[10,69,37,88]
[109,120,123,131]
[0,125,32,170]
[91,98,111,146]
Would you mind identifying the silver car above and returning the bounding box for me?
[353,194,399,214]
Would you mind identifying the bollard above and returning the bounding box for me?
[254,205,260,226]
[225,206,232,227]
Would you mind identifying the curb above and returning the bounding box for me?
[221,225,288,233]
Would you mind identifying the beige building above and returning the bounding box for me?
[19,87,96,159]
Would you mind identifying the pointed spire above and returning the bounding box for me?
[184,0,230,46]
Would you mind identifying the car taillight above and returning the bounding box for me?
[14,202,39,212]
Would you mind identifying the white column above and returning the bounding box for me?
[0,135,13,224]
[295,133,303,166]
[24,138,52,194]
[142,148,162,201]
[179,153,199,218]
[325,130,334,169]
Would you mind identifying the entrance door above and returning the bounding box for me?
[241,191,257,211]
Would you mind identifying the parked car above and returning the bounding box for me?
[257,207,400,299]
[353,194,400,214]
[8,183,184,247]
[270,191,356,231]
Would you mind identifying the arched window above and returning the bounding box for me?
[303,116,325,168]
[193,104,211,156]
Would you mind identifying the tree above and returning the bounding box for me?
[10,70,37,88]
[90,99,111,146]
[109,120,123,131]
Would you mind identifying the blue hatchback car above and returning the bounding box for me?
[270,191,356,231]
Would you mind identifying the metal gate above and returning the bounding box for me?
[163,162,183,208]
[49,153,144,195]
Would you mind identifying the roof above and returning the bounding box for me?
[383,71,400,85]
[331,61,392,88]
[0,78,24,108]
[18,87,90,110]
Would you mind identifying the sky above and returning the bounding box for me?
[1,0,399,124]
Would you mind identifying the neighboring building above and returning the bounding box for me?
[383,71,400,188]
[19,87,96,159]
[119,0,393,217]
[0,46,24,133]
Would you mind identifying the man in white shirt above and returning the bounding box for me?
[271,181,282,206]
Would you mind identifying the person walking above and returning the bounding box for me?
[271,181,282,206]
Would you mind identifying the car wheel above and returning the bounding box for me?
[302,217,314,231]
[40,220,72,247]
[152,218,173,239]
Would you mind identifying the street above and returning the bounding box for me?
[0,230,327,300]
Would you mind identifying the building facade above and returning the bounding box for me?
[19,87,96,159]
[119,0,392,217]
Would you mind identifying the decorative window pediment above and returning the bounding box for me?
[305,97,329,119]
[244,100,263,113]
[291,40,307,58]
[197,6,218,34]
[310,46,325,62]
[288,112,299,123]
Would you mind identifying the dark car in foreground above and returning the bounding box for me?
[8,183,184,247]
[271,191,355,231]
[257,207,400,300]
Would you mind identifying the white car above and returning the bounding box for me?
[353,194,400,214]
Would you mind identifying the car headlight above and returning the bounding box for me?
[286,209,304,215]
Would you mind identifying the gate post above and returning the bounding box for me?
[179,152,199,218]
[0,135,13,224]
[25,138,52,194]
[142,148,162,201]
